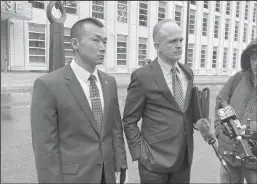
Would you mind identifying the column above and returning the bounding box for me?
[128,1,138,73]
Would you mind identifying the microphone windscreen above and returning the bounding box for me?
[196,118,215,143]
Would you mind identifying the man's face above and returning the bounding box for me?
[72,23,107,66]
[155,22,183,62]
[250,51,257,76]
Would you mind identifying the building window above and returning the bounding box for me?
[139,1,148,26]
[138,38,148,66]
[187,44,194,68]
[234,21,239,41]
[63,1,77,14]
[224,19,230,40]
[28,23,46,63]
[223,48,228,69]
[243,24,247,42]
[117,34,127,66]
[200,45,207,68]
[215,1,220,12]
[189,10,196,34]
[203,1,209,9]
[214,16,219,38]
[158,1,166,22]
[117,1,128,23]
[245,1,249,20]
[236,1,240,18]
[226,1,231,15]
[232,49,238,68]
[252,26,256,40]
[28,1,44,9]
[175,5,182,27]
[212,47,218,68]
[253,4,257,22]
[92,1,104,19]
[190,1,196,5]
[202,13,208,36]
[64,28,73,65]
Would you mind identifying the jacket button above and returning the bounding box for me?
[184,132,187,136]
[97,164,101,168]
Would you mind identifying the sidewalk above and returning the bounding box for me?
[1,72,230,93]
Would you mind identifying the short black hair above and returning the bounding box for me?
[70,17,104,40]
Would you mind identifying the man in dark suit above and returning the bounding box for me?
[30,18,127,183]
[123,19,195,183]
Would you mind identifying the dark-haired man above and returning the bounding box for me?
[31,17,127,183]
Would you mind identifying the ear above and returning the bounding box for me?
[70,38,79,51]
[154,42,160,51]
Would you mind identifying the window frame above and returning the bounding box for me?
[117,1,128,23]
[223,48,228,69]
[234,21,239,41]
[243,24,248,43]
[224,19,230,40]
[28,23,46,63]
[214,16,219,38]
[232,49,238,68]
[226,1,231,15]
[212,47,218,68]
[200,45,207,68]
[175,5,182,27]
[158,1,166,22]
[139,1,148,27]
[117,34,128,66]
[138,37,148,66]
[189,9,196,34]
[92,1,105,19]
[28,1,45,9]
[187,44,194,68]
[202,13,208,37]
[63,1,77,14]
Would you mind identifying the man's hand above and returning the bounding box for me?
[194,118,210,131]
[115,168,127,184]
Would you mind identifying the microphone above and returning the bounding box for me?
[196,118,227,166]
[217,102,255,161]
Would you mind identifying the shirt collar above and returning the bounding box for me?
[70,59,99,82]
[158,57,180,74]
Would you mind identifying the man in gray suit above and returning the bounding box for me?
[123,19,195,183]
[31,18,127,183]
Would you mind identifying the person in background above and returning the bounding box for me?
[214,38,257,183]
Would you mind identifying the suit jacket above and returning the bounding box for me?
[123,58,195,173]
[30,64,127,183]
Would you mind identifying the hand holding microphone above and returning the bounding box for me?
[196,118,227,166]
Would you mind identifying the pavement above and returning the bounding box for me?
[1,72,230,93]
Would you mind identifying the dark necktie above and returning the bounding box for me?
[171,67,184,110]
[88,74,103,133]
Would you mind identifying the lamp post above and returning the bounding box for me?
[185,1,190,64]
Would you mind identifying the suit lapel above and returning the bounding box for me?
[97,70,111,138]
[63,64,99,135]
[178,62,194,112]
[150,59,181,111]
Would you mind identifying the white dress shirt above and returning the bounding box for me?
[70,59,104,111]
[158,57,189,99]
